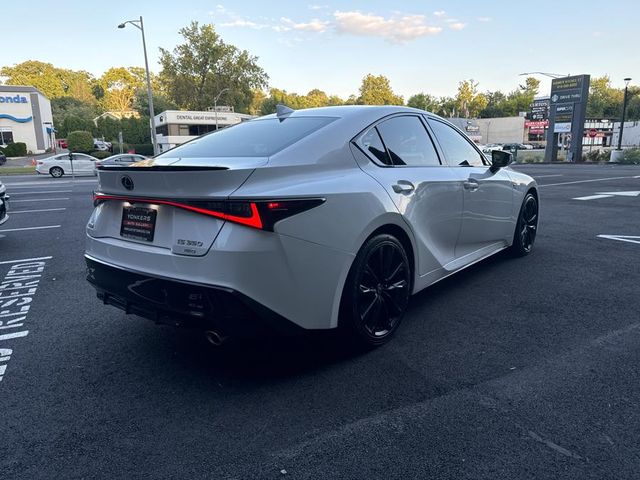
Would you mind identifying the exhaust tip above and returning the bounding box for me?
[205,330,228,347]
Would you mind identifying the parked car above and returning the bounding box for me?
[36,153,99,177]
[502,143,529,152]
[0,151,6,165]
[86,105,538,348]
[95,154,147,167]
[0,179,9,226]
[93,140,111,152]
[57,139,68,149]
[482,143,503,153]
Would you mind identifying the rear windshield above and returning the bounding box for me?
[159,117,336,158]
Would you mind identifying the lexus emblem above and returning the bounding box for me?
[121,175,134,190]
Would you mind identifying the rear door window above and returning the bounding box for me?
[158,117,336,158]
[376,116,441,167]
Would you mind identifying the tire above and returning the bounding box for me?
[340,234,411,348]
[510,192,538,257]
[50,166,64,178]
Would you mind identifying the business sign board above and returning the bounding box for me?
[545,74,590,162]
[554,122,572,133]
[528,98,550,121]
[549,75,586,104]
[525,120,549,128]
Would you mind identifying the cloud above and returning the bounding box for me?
[477,16,492,22]
[592,31,604,37]
[334,10,443,43]
[448,22,466,31]
[220,19,267,29]
[281,17,329,32]
[433,10,446,17]
[308,4,328,10]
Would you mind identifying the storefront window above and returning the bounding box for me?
[0,128,13,145]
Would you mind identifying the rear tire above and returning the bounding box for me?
[339,234,411,348]
[510,192,538,256]
[50,166,64,178]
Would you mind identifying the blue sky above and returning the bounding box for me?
[3,1,637,99]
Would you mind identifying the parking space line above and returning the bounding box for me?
[6,185,79,189]
[10,208,66,214]
[0,256,53,265]
[11,190,73,195]
[532,174,563,178]
[0,225,61,233]
[11,198,69,203]
[539,176,639,187]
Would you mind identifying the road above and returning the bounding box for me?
[1,164,639,479]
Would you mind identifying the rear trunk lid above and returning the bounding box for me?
[88,157,266,256]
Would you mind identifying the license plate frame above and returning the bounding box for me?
[120,205,157,242]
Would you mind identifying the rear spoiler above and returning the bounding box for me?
[96,165,229,172]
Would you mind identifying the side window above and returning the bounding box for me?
[428,119,486,167]
[359,127,392,165]
[376,116,440,167]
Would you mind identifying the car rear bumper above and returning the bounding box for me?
[85,255,305,337]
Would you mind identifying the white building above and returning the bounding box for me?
[154,107,255,152]
[0,85,54,154]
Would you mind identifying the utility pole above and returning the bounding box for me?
[617,78,632,150]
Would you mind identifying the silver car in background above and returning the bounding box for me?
[85,106,538,348]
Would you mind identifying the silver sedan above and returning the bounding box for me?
[85,106,538,348]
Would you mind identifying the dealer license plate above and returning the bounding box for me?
[120,206,157,242]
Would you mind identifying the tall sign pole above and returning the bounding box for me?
[545,75,590,162]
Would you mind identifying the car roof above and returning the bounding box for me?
[259,105,442,124]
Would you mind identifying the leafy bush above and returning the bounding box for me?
[2,142,27,157]
[620,148,640,165]
[127,143,154,156]
[91,151,112,159]
[67,130,94,153]
[583,149,610,163]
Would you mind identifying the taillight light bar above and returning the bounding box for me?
[93,193,325,231]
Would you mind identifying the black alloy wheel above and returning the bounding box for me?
[341,234,411,347]
[511,193,538,256]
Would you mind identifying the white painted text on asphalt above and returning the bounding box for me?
[0,259,49,383]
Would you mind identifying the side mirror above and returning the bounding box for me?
[491,149,512,172]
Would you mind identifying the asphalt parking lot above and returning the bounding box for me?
[1,164,639,479]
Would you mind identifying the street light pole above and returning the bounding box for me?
[213,88,230,132]
[519,72,570,79]
[118,16,158,156]
[617,78,632,150]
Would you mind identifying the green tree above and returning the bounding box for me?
[159,22,268,113]
[357,74,403,105]
[98,67,146,114]
[454,79,488,118]
[67,130,94,153]
[407,93,439,112]
[0,61,97,102]
[132,89,177,117]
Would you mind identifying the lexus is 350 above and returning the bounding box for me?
[85,106,538,347]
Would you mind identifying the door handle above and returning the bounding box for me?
[392,180,415,194]
[463,179,479,191]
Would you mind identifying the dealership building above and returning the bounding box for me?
[0,85,54,153]
[154,107,254,152]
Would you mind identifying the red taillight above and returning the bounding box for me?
[93,194,325,231]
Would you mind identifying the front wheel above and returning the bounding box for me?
[49,166,64,178]
[510,192,538,256]
[340,234,411,348]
